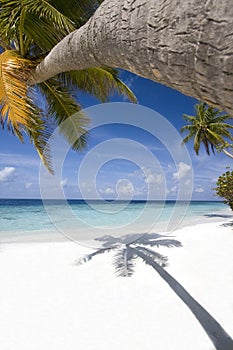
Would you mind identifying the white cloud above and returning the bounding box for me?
[169,185,177,193]
[99,187,115,195]
[146,173,163,185]
[25,182,32,189]
[173,162,192,180]
[142,167,164,185]
[0,167,16,182]
[60,179,68,187]
[195,187,205,193]
[105,187,115,194]
[117,180,134,197]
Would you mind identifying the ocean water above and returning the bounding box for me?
[0,199,232,243]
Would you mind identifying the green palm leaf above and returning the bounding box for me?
[24,0,75,31]
[181,102,233,156]
[26,107,54,174]
[180,124,196,133]
[24,12,69,52]
[50,0,104,26]
[0,0,75,54]
[38,78,89,151]
[193,130,202,155]
[59,68,137,103]
[211,114,232,123]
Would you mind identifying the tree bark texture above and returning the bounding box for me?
[31,0,233,114]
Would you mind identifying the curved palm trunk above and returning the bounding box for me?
[133,248,233,350]
[30,0,233,114]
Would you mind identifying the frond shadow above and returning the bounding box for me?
[221,221,233,227]
[204,214,233,219]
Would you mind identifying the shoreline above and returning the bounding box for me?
[0,211,232,245]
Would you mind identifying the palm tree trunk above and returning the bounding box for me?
[222,148,233,159]
[30,0,233,114]
[132,247,233,350]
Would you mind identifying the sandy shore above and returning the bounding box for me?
[0,220,233,350]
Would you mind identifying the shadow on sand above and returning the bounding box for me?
[221,221,233,227]
[204,213,233,219]
[77,233,233,350]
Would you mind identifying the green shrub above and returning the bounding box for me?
[214,168,233,210]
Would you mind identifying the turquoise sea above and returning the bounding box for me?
[0,199,232,244]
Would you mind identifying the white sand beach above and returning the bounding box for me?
[0,220,233,350]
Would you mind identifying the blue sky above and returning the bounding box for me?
[0,70,231,200]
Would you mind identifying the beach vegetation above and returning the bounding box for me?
[180,102,233,158]
[0,0,136,173]
[214,168,233,211]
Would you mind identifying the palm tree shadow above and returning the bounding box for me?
[76,232,233,350]
[221,221,233,227]
[204,214,233,219]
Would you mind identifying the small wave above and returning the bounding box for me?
[2,217,16,221]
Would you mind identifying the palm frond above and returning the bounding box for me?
[0,50,34,134]
[50,0,103,27]
[26,107,54,174]
[202,136,211,155]
[180,125,196,133]
[0,0,76,54]
[59,68,137,103]
[204,105,215,121]
[24,11,68,52]
[135,246,168,267]
[24,0,75,32]
[195,102,206,122]
[113,247,137,277]
[181,131,196,145]
[193,130,203,155]
[210,122,233,128]
[38,78,90,151]
[206,129,227,145]
[0,50,53,173]
[138,238,182,248]
[75,247,113,266]
[182,114,200,124]
[0,2,21,46]
[212,114,232,123]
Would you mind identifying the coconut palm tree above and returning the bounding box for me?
[180,102,233,159]
[29,0,233,115]
[0,0,136,173]
[77,232,233,350]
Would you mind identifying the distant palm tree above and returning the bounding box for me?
[0,0,136,173]
[77,232,233,350]
[180,102,233,159]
